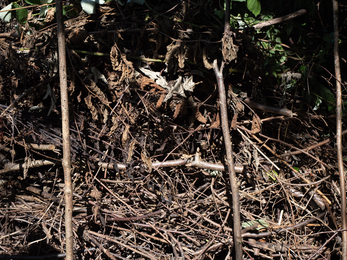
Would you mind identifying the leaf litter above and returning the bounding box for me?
[0,1,343,259]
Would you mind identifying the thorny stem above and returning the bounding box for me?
[213,60,243,259]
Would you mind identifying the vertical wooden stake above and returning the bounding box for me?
[56,1,74,259]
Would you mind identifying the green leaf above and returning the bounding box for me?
[13,3,28,24]
[247,0,261,17]
[214,9,224,19]
[242,219,269,230]
[129,0,145,5]
[292,166,300,172]
[63,5,78,17]
[25,0,41,5]
[266,170,278,182]
[40,5,48,17]
[81,0,105,14]
[318,85,335,105]
[0,3,13,22]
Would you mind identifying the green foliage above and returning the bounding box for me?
[0,0,55,25]
[229,11,289,77]
[130,0,146,4]
[266,170,278,182]
[0,0,341,116]
[215,0,261,19]
[0,0,146,24]
[246,0,261,16]
[230,0,261,16]
[242,219,269,230]
[13,3,28,24]
[62,5,78,17]
[312,84,335,112]
[24,0,42,5]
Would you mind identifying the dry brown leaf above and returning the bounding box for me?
[156,93,165,109]
[84,94,98,121]
[203,47,213,70]
[188,97,207,124]
[92,205,99,223]
[107,114,119,136]
[194,106,207,124]
[122,124,130,148]
[222,31,239,64]
[110,44,135,84]
[140,76,164,91]
[141,151,152,173]
[210,113,220,128]
[127,140,136,163]
[68,28,88,46]
[231,112,238,130]
[235,100,244,114]
[44,7,56,23]
[110,44,122,72]
[178,45,186,69]
[165,42,181,62]
[251,114,262,134]
[91,186,102,200]
[85,79,110,106]
[173,101,184,119]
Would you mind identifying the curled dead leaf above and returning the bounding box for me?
[251,114,262,134]
[122,124,130,148]
[141,151,152,173]
[91,186,102,200]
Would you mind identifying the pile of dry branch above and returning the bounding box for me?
[0,1,343,259]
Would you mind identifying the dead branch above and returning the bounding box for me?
[56,1,74,259]
[213,60,243,259]
[332,0,347,258]
[253,9,307,30]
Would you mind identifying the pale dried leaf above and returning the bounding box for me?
[141,151,152,173]
[110,44,122,71]
[23,157,31,179]
[251,114,262,134]
[107,114,118,136]
[138,68,169,89]
[182,76,196,92]
[127,140,136,163]
[44,7,55,23]
[122,124,130,148]
[86,79,110,106]
[91,186,102,200]
[84,95,98,121]
[102,107,108,124]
